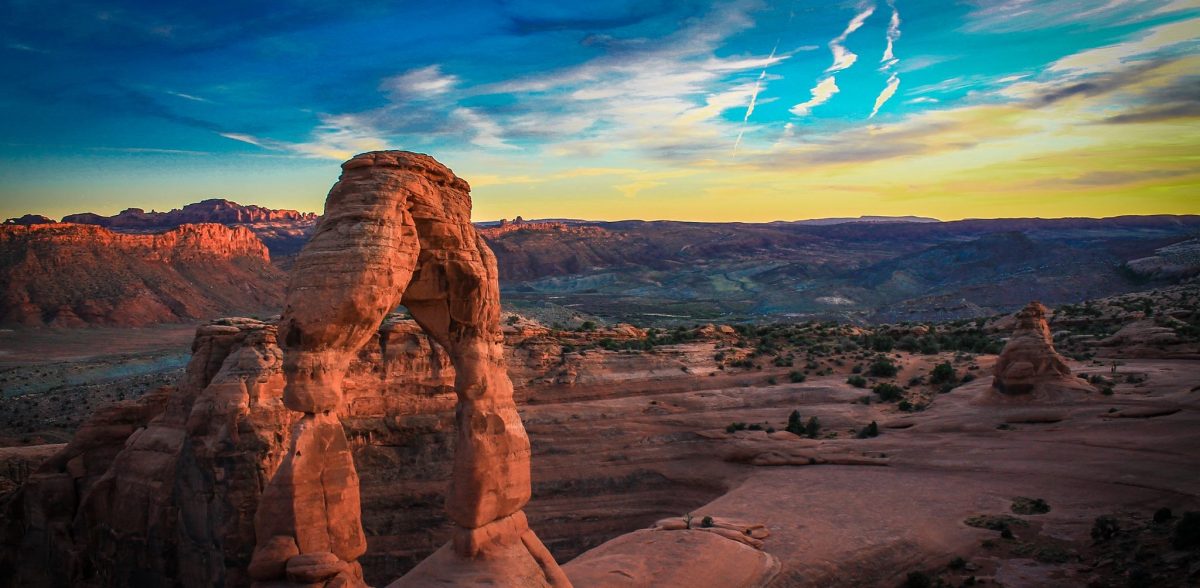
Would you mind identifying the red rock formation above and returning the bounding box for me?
[991,301,1096,400]
[0,223,283,326]
[1,318,294,587]
[252,151,568,587]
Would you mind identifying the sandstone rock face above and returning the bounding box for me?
[253,151,567,587]
[991,301,1095,399]
[0,223,282,326]
[1,318,294,587]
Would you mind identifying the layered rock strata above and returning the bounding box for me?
[0,223,282,326]
[250,151,568,587]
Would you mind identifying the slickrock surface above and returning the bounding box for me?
[0,223,282,326]
[252,151,567,587]
[990,301,1096,400]
[565,529,780,588]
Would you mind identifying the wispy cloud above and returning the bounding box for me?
[790,77,840,116]
[616,180,664,198]
[165,90,210,103]
[870,0,902,118]
[1047,16,1200,75]
[219,132,277,149]
[86,146,209,155]
[380,65,459,99]
[452,107,515,150]
[963,0,1192,32]
[6,42,49,54]
[734,42,780,154]
[826,4,876,73]
[881,0,901,64]
[870,73,901,118]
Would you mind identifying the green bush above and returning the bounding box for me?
[869,358,898,378]
[873,382,904,402]
[847,375,867,388]
[930,362,957,385]
[1011,497,1050,515]
[804,416,820,438]
[785,410,804,435]
[725,422,747,433]
[965,515,1027,531]
[789,370,806,383]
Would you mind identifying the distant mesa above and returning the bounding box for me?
[479,216,609,239]
[782,215,941,226]
[2,214,56,226]
[61,198,318,229]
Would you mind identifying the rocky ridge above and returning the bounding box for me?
[0,223,283,326]
[62,198,316,228]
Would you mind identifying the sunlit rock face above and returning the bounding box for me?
[0,223,282,327]
[251,151,568,588]
[1,318,294,587]
[991,301,1096,400]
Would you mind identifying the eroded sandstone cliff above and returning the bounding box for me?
[0,223,283,326]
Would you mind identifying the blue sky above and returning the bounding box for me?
[1,0,1198,221]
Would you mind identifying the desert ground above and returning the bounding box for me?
[2,294,1197,586]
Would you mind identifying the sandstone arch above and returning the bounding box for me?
[249,151,568,587]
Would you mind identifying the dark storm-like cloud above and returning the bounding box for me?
[1100,74,1200,124]
[1026,60,1170,108]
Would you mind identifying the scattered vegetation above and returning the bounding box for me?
[868,357,899,378]
[965,514,1028,532]
[873,382,904,402]
[855,421,879,439]
[1011,497,1050,515]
